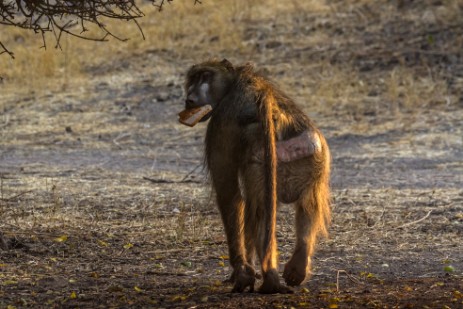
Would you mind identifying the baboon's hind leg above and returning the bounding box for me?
[283,202,315,286]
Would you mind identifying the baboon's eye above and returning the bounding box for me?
[201,71,212,82]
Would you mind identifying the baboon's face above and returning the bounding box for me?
[185,70,214,109]
[184,60,235,122]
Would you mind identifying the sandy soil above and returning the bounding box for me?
[1,1,462,308]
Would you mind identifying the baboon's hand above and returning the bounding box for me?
[231,264,256,293]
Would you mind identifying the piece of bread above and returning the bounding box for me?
[178,105,213,127]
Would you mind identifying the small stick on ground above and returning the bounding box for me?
[396,210,433,229]
[0,190,33,202]
[336,270,363,293]
[180,162,202,182]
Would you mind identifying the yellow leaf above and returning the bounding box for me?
[134,286,143,293]
[219,255,229,260]
[171,295,187,301]
[453,290,462,299]
[69,279,77,283]
[7,305,17,309]
[0,264,7,267]
[50,258,57,262]
[98,240,109,247]
[404,285,413,292]
[218,261,225,267]
[3,280,18,285]
[300,287,310,293]
[70,291,77,299]
[329,304,338,309]
[123,243,133,249]
[54,235,68,243]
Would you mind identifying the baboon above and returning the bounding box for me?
[182,59,331,294]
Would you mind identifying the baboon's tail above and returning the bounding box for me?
[258,86,278,270]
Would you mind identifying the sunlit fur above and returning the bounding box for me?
[184,59,331,293]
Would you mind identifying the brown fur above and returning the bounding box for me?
[183,59,331,293]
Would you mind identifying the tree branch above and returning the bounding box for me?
[0,0,200,56]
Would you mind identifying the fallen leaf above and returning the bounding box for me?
[171,295,187,301]
[444,265,455,273]
[134,286,143,293]
[123,243,133,249]
[98,240,109,247]
[89,272,99,278]
[453,290,462,299]
[54,235,68,243]
[70,291,77,299]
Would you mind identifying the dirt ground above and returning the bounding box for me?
[1,1,463,308]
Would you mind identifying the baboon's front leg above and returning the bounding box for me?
[213,172,256,292]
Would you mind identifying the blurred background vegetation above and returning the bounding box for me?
[1,0,462,111]
[0,0,335,92]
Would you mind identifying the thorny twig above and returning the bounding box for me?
[0,41,14,59]
[0,0,199,54]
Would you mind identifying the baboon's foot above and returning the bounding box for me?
[283,251,311,286]
[223,270,261,284]
[258,269,293,294]
[231,264,256,293]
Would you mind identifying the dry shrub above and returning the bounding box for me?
[0,0,330,93]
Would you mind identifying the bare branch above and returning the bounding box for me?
[0,41,14,59]
[0,0,200,56]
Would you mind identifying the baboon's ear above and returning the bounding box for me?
[221,58,234,71]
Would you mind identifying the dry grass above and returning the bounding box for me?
[0,0,329,93]
[2,0,461,116]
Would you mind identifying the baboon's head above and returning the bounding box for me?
[184,59,235,121]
